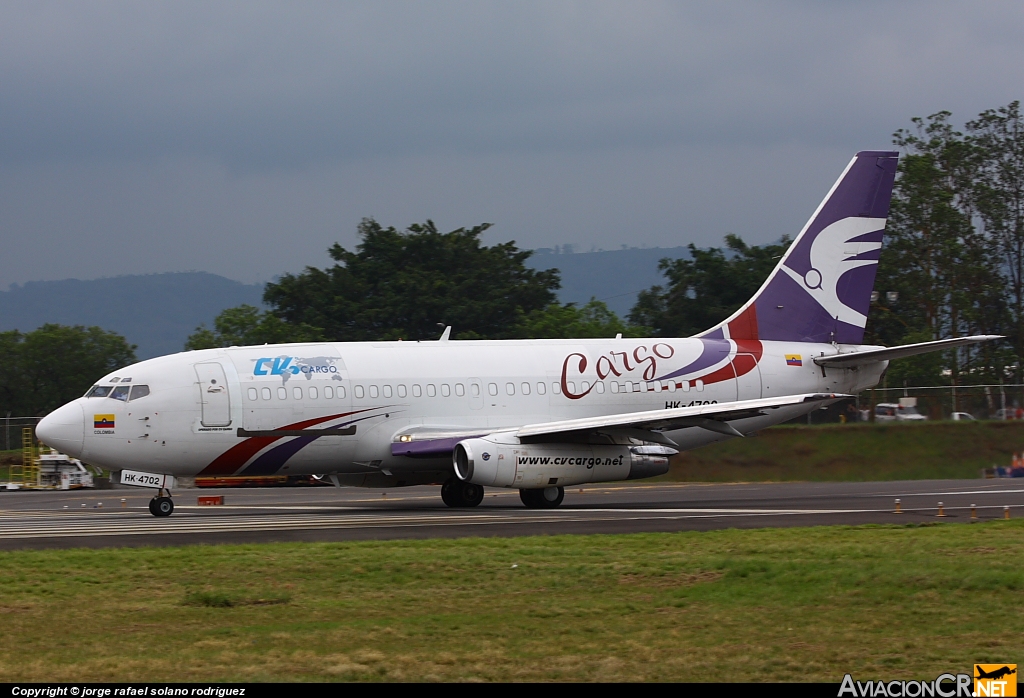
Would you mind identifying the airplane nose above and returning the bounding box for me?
[36,401,85,457]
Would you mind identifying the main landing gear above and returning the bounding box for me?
[148,488,174,517]
[520,486,564,509]
[441,478,484,508]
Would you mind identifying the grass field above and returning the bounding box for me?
[668,420,1024,482]
[0,521,1021,682]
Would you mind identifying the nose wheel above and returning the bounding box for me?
[148,489,174,517]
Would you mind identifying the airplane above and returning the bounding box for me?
[36,150,999,516]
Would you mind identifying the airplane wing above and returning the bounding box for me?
[814,335,1002,368]
[392,393,845,456]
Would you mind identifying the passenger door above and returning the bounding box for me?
[195,362,232,427]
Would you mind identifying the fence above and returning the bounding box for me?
[798,384,1024,424]
[2,416,40,452]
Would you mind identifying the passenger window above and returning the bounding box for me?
[610,381,619,394]
[398,384,407,398]
[521,382,530,395]
[681,381,689,392]
[338,385,346,399]
[261,387,271,400]
[441,384,451,397]
[506,382,515,395]
[695,380,704,392]
[85,385,113,398]
[110,386,130,401]
[324,386,334,399]
[277,387,287,400]
[293,387,303,400]
[580,381,589,392]
[566,381,576,394]
[427,384,436,397]
[488,383,498,396]
[471,383,480,396]
[309,386,318,399]
[455,383,465,397]
[369,385,379,399]
[552,382,561,394]
[247,388,258,401]
[383,385,393,398]
[537,382,546,395]
[413,384,422,397]
[354,385,365,399]
[595,381,605,394]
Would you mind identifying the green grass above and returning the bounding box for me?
[1,522,1022,682]
[668,420,1024,481]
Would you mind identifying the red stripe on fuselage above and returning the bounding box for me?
[197,409,371,476]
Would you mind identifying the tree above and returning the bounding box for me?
[0,325,137,416]
[518,299,650,339]
[868,110,1010,385]
[628,234,790,337]
[185,305,323,350]
[263,218,561,341]
[967,101,1024,379]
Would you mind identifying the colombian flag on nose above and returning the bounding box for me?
[785,355,802,366]
[93,414,115,429]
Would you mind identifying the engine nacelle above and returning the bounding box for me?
[453,432,676,488]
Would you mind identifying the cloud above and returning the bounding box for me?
[0,1,1021,286]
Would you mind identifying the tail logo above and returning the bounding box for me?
[780,216,885,328]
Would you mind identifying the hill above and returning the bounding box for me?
[0,273,264,359]
[0,247,689,357]
[526,246,688,318]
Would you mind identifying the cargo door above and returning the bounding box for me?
[733,354,762,400]
[195,362,232,427]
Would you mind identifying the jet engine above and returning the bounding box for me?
[452,431,677,489]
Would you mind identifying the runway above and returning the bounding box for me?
[0,479,1022,549]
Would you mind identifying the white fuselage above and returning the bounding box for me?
[39,337,885,485]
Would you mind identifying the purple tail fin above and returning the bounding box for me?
[700,150,899,344]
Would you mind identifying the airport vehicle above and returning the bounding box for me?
[874,402,928,422]
[951,411,975,421]
[36,151,999,515]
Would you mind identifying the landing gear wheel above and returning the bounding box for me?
[519,486,564,509]
[441,478,484,508]
[149,496,174,517]
[441,479,456,507]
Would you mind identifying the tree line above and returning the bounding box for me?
[3,100,1018,417]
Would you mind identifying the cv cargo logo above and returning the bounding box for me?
[253,356,339,376]
[975,664,1017,697]
[93,414,115,431]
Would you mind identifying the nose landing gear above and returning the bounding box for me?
[148,488,174,517]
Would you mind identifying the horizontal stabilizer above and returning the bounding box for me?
[813,335,1002,368]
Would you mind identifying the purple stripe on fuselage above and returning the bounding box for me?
[655,339,732,381]
[239,413,387,475]
[391,435,489,458]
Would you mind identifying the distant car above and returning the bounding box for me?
[875,402,928,422]
[951,411,975,421]
[992,408,1022,421]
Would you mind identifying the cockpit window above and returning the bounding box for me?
[85,385,112,398]
[110,386,130,401]
[128,385,150,401]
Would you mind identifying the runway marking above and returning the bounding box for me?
[0,503,1018,541]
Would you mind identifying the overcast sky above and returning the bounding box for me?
[1,1,1022,287]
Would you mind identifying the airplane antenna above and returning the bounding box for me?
[439,326,452,342]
